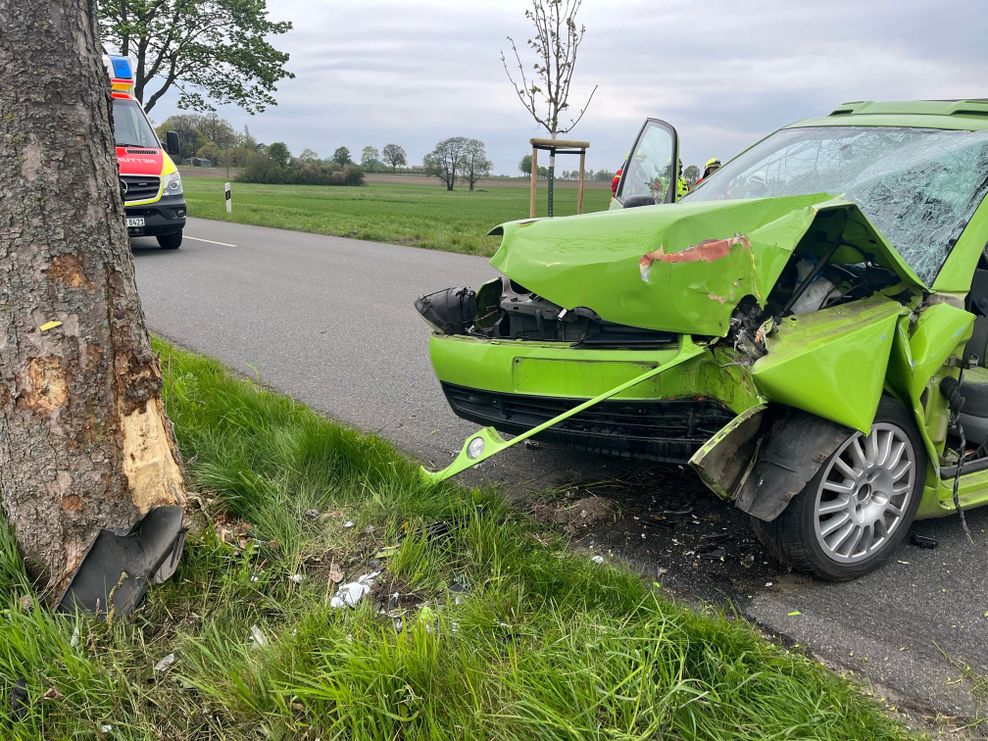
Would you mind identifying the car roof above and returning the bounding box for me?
[787,99,988,132]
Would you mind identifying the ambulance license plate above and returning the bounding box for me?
[126,217,145,228]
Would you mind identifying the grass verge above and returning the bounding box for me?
[0,339,913,739]
[182,178,612,256]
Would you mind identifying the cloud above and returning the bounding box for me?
[148,0,986,175]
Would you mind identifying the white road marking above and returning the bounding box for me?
[185,235,237,247]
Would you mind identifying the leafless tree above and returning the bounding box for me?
[501,0,597,139]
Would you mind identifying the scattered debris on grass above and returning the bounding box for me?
[153,654,176,673]
[330,571,381,608]
[249,625,268,646]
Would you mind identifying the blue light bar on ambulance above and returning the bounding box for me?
[103,54,136,92]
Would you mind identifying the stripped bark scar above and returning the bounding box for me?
[48,253,91,288]
[120,396,186,512]
[16,356,68,413]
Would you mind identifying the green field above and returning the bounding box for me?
[0,340,915,739]
[182,177,612,256]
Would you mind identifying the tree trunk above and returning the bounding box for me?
[0,0,186,605]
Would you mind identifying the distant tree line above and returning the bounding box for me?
[156,113,424,186]
[240,142,364,186]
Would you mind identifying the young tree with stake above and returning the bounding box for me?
[501,0,596,204]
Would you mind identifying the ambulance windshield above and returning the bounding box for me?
[112,98,160,149]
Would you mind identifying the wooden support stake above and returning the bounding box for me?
[577,151,586,215]
[529,146,538,218]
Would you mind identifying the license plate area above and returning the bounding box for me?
[126,217,145,228]
[512,358,657,397]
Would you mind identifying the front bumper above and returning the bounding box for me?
[125,194,187,237]
[427,333,763,469]
[442,383,735,463]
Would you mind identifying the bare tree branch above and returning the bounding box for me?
[500,0,595,137]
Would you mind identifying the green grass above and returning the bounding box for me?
[182,177,612,256]
[0,339,916,739]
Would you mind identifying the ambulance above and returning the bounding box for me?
[105,55,186,249]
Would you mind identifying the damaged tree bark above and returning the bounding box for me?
[0,0,186,608]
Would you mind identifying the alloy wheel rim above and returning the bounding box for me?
[813,423,914,564]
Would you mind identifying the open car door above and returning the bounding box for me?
[612,118,680,209]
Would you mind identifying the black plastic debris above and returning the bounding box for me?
[10,679,28,720]
[58,506,187,617]
[910,533,937,549]
[655,493,694,516]
[698,547,727,561]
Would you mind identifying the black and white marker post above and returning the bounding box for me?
[224,181,232,214]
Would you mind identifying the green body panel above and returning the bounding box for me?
[490,194,922,338]
[751,294,906,432]
[896,302,972,403]
[429,334,763,414]
[884,302,973,516]
[924,469,988,518]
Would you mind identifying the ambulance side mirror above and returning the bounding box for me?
[165,131,180,157]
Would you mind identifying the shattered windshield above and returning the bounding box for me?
[685,126,988,283]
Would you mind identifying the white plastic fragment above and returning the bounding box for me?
[342,520,355,529]
[153,653,176,672]
[250,625,268,646]
[70,626,80,648]
[330,571,381,609]
[591,555,605,564]
[289,573,303,584]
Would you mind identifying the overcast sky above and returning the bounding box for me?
[150,0,986,175]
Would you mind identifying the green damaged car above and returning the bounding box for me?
[415,100,988,580]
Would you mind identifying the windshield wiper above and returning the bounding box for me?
[116,143,157,149]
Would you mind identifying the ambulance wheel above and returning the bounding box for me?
[751,398,924,581]
[157,231,182,249]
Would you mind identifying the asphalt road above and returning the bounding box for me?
[134,218,988,723]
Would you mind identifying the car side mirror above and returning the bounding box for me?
[165,131,180,157]
[623,195,656,209]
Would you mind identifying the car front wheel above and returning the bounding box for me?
[752,398,925,581]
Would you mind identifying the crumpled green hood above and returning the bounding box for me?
[489,194,924,336]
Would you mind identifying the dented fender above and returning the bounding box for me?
[751,294,907,432]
